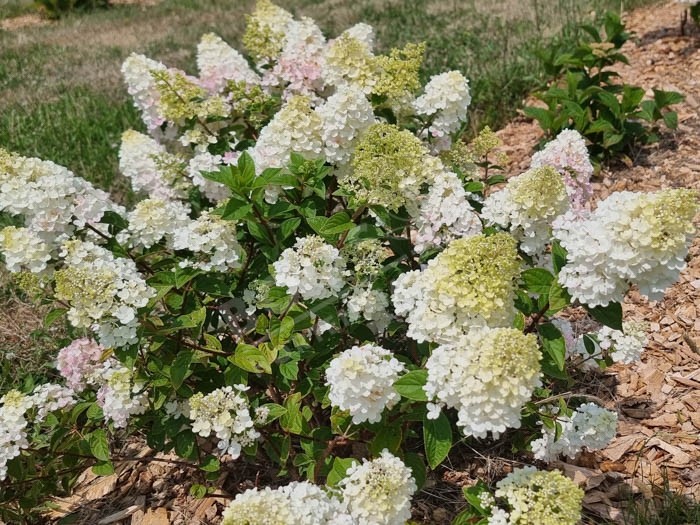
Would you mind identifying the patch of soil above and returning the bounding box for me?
[0,14,49,32]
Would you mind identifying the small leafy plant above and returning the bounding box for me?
[525,12,683,164]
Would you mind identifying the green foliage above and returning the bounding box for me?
[525,12,683,164]
[34,0,110,19]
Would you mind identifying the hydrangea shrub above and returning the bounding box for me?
[0,1,698,522]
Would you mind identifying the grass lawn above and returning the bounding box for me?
[0,0,659,200]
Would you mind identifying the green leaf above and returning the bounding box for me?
[394,370,428,401]
[279,217,301,241]
[91,460,115,476]
[280,393,304,435]
[174,431,197,460]
[551,240,567,274]
[369,425,403,456]
[174,267,202,289]
[653,89,684,108]
[170,350,193,389]
[586,302,623,331]
[237,152,257,187]
[200,456,221,473]
[87,429,110,462]
[404,452,427,489]
[44,308,67,328]
[548,281,571,315]
[258,403,287,423]
[230,343,272,374]
[189,484,207,499]
[522,268,554,295]
[663,111,678,130]
[423,412,452,469]
[326,457,356,487]
[523,106,553,130]
[538,323,567,372]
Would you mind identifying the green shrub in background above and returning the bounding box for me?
[35,0,110,19]
[525,12,683,166]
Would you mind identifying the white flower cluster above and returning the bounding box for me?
[172,210,243,272]
[326,344,405,424]
[317,85,376,165]
[187,385,259,459]
[554,189,698,306]
[121,53,167,134]
[345,286,392,333]
[118,130,190,201]
[55,239,155,343]
[424,328,541,438]
[392,234,521,343]
[323,28,377,95]
[249,95,324,175]
[0,149,124,252]
[413,170,482,253]
[120,198,191,249]
[0,390,34,481]
[531,403,618,462]
[265,16,327,99]
[197,33,260,93]
[340,449,417,525]
[1,386,76,480]
[273,235,347,301]
[96,359,148,428]
[488,467,583,525]
[481,166,569,257]
[597,321,648,364]
[0,226,52,274]
[531,129,593,211]
[413,71,471,141]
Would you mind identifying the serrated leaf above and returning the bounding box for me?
[230,343,272,374]
[423,412,452,469]
[280,393,304,435]
[44,308,67,328]
[200,456,220,473]
[326,457,356,487]
[522,268,554,295]
[394,370,428,401]
[87,429,110,462]
[170,350,193,389]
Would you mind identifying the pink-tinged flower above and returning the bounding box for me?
[56,338,104,392]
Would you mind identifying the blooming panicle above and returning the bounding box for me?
[30,383,75,422]
[121,198,191,249]
[316,84,376,165]
[326,344,404,424]
[172,210,243,272]
[323,30,377,94]
[393,233,521,343]
[0,149,124,245]
[273,235,347,301]
[242,0,295,65]
[187,385,259,459]
[54,239,155,340]
[221,481,349,525]
[554,188,698,306]
[531,129,593,210]
[531,403,618,462]
[0,226,52,274]
[96,359,148,428]
[121,53,168,133]
[118,130,190,201]
[372,42,425,110]
[489,467,583,525]
[481,165,569,256]
[597,321,648,364]
[345,286,392,333]
[413,170,482,253]
[414,70,471,142]
[197,33,260,93]
[249,95,324,181]
[341,123,440,212]
[0,390,34,481]
[56,338,105,392]
[424,327,541,438]
[340,450,417,525]
[151,68,230,125]
[265,17,327,98]
[344,239,388,280]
